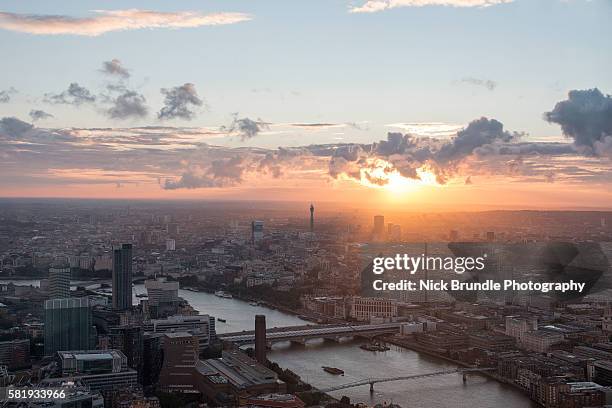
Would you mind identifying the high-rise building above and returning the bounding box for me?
[51,350,137,406]
[143,314,216,351]
[44,297,93,356]
[373,215,385,237]
[255,314,266,364]
[49,262,71,299]
[112,244,133,311]
[142,333,164,387]
[144,279,180,318]
[145,279,179,305]
[309,203,314,232]
[252,221,264,243]
[158,332,200,393]
[109,326,143,374]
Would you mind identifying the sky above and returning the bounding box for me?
[0,0,611,210]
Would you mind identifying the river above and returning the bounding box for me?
[135,285,536,407]
[5,279,536,407]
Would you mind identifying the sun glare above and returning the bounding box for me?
[355,158,439,193]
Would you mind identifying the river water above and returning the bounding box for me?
[136,285,536,407]
[6,280,536,407]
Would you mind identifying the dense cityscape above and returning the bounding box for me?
[0,199,610,407]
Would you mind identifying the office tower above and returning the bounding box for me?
[373,215,385,235]
[372,215,385,242]
[158,333,199,393]
[486,231,495,242]
[144,279,180,318]
[48,262,70,299]
[142,333,164,387]
[53,350,137,406]
[109,326,143,374]
[251,220,264,243]
[145,279,179,305]
[112,244,133,311]
[143,314,216,352]
[255,315,266,364]
[44,297,92,356]
[310,203,314,232]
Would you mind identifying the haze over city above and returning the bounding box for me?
[1,0,611,210]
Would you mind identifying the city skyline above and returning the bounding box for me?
[0,0,611,209]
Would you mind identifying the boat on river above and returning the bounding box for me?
[322,366,344,375]
[214,290,233,299]
[360,342,390,352]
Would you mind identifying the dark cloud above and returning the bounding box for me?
[0,117,33,138]
[222,114,269,140]
[0,87,17,103]
[545,88,612,155]
[106,91,148,120]
[436,117,519,164]
[29,109,54,121]
[459,77,497,91]
[101,59,130,78]
[157,83,203,121]
[44,82,96,105]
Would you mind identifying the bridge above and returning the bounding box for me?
[218,322,400,345]
[318,367,497,393]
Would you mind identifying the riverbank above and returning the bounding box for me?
[381,335,541,406]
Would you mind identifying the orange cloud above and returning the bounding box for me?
[0,9,251,36]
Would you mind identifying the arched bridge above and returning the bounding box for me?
[319,367,497,393]
[218,322,400,345]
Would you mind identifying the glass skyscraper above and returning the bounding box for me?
[44,297,92,356]
[112,243,133,310]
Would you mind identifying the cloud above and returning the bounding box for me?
[106,91,148,120]
[350,0,513,13]
[435,117,519,163]
[44,83,96,106]
[545,88,612,156]
[101,59,129,78]
[594,136,612,159]
[0,117,33,138]
[326,118,530,185]
[222,114,269,141]
[1,118,610,193]
[164,156,246,189]
[29,110,54,121]
[459,77,497,91]
[0,87,17,103]
[0,9,252,36]
[157,83,203,121]
[386,122,463,138]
